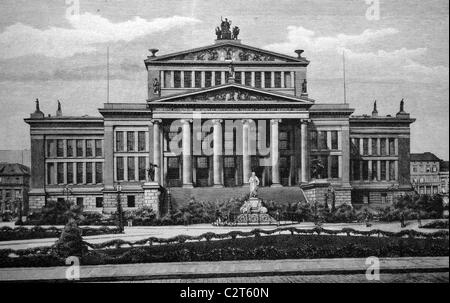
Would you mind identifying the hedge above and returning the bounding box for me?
[0,226,122,241]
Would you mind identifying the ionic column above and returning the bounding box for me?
[152,119,162,184]
[213,119,223,188]
[211,71,215,86]
[170,71,175,88]
[270,71,275,88]
[251,72,255,87]
[191,71,195,88]
[290,71,295,88]
[221,71,226,84]
[180,71,185,88]
[300,119,309,183]
[271,119,282,187]
[242,119,251,185]
[261,72,265,88]
[201,71,205,87]
[281,71,285,88]
[181,119,193,188]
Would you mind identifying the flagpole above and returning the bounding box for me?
[343,50,347,104]
[107,46,110,104]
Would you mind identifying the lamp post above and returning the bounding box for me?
[115,183,124,232]
[17,197,23,225]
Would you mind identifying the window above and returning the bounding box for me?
[76,162,83,183]
[57,140,64,157]
[138,157,146,181]
[353,138,360,154]
[205,71,212,87]
[389,161,396,180]
[138,131,146,151]
[167,157,180,179]
[244,71,251,86]
[214,71,221,85]
[412,166,417,173]
[173,71,181,88]
[127,132,135,151]
[95,162,103,183]
[371,161,378,181]
[127,157,135,181]
[363,138,369,155]
[432,166,437,172]
[254,72,262,88]
[76,197,83,208]
[116,131,124,152]
[284,72,292,88]
[224,157,235,168]
[76,140,84,157]
[380,138,387,156]
[195,71,201,87]
[331,155,339,178]
[389,138,395,155]
[57,198,65,204]
[95,197,103,208]
[352,160,360,180]
[47,139,56,157]
[47,163,55,184]
[310,131,318,150]
[86,162,93,183]
[57,163,64,184]
[264,72,271,87]
[95,139,102,157]
[381,193,387,204]
[86,140,93,157]
[127,195,135,208]
[318,131,328,150]
[371,139,378,156]
[116,157,124,181]
[184,71,192,87]
[67,140,74,157]
[362,161,369,180]
[67,163,73,184]
[381,160,387,180]
[274,72,281,88]
[331,131,338,150]
[280,156,290,179]
[279,131,290,150]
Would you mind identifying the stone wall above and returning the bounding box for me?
[301,182,352,207]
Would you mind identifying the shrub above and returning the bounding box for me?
[420,220,449,229]
[124,207,157,226]
[53,219,87,258]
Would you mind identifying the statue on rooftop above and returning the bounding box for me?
[400,98,405,112]
[232,26,240,40]
[216,17,233,40]
[35,98,40,112]
[302,79,308,94]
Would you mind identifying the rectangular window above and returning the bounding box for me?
[363,138,369,155]
[353,138,360,155]
[318,131,328,150]
[116,157,124,181]
[67,162,73,184]
[86,162,93,183]
[127,157,135,181]
[362,161,369,180]
[389,161,396,180]
[205,71,212,87]
[214,71,222,85]
[279,131,290,150]
[255,72,262,88]
[167,157,180,179]
[67,140,74,157]
[331,131,338,150]
[381,160,386,180]
[164,71,171,88]
[138,157,146,181]
[245,71,251,86]
[76,162,83,184]
[47,139,56,157]
[184,71,192,87]
[116,131,124,152]
[57,140,64,157]
[57,163,64,184]
[95,197,103,208]
[284,72,292,88]
[195,71,201,88]
[331,155,339,178]
[95,139,102,157]
[127,132,135,152]
[352,160,360,181]
[127,195,135,208]
[173,71,181,88]
[371,139,378,156]
[389,138,395,155]
[380,138,387,156]
[76,197,83,208]
[264,72,271,87]
[86,139,93,157]
[76,140,84,157]
[310,130,318,150]
[274,72,282,88]
[47,163,55,184]
[95,162,103,184]
[234,71,241,84]
[137,131,146,151]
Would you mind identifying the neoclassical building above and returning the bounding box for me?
[25,23,415,215]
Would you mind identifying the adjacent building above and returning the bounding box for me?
[410,152,445,195]
[0,163,30,215]
[24,22,415,215]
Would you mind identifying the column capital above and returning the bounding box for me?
[180,119,193,124]
[242,119,254,125]
[300,118,311,124]
[212,119,223,125]
[270,119,281,125]
[150,119,162,125]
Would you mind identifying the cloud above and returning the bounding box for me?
[264,26,448,83]
[0,13,201,59]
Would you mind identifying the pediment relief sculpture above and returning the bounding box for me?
[171,47,278,62]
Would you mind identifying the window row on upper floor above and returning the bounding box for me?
[411,164,439,174]
[160,70,296,89]
[47,139,103,158]
[115,131,148,153]
[351,137,397,157]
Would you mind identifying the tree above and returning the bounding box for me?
[53,219,87,258]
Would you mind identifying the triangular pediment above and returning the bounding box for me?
[148,83,314,105]
[145,41,308,64]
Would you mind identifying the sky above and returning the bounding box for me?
[0,0,448,159]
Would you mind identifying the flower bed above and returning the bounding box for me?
[0,226,122,241]
[420,220,449,229]
[0,227,448,268]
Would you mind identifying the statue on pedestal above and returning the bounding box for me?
[248,172,260,198]
[153,78,161,95]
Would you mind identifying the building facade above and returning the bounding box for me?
[25,24,415,215]
[410,153,448,195]
[0,163,30,216]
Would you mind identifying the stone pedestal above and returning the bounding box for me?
[301,180,352,207]
[143,182,161,218]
